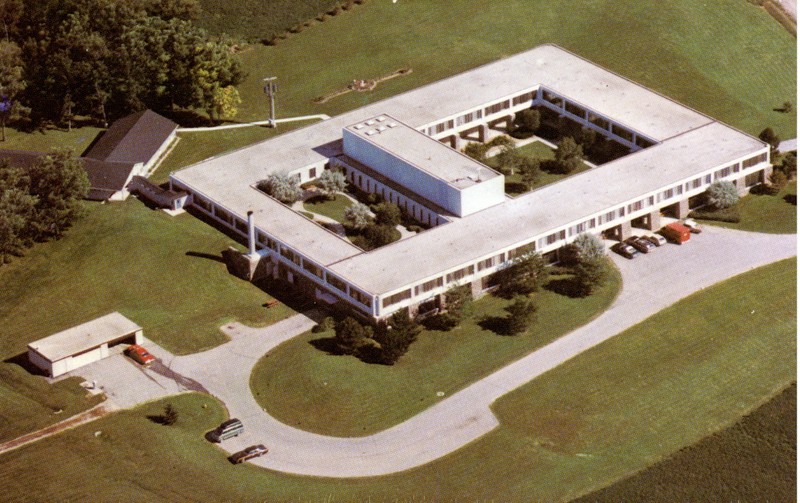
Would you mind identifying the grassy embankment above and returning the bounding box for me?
[251,264,622,436]
[0,258,793,501]
[701,180,797,234]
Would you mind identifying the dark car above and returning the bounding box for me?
[625,236,655,254]
[229,444,269,464]
[611,242,639,259]
[209,418,244,443]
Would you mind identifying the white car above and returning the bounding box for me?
[683,218,702,233]
[645,234,667,247]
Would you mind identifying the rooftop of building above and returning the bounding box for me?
[345,115,500,189]
[84,109,177,165]
[28,312,142,362]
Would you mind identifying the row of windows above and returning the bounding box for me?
[382,289,412,308]
[446,264,475,284]
[742,152,768,169]
[350,288,371,308]
[455,109,483,127]
[484,100,511,116]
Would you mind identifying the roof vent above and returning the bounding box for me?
[354,124,365,130]
[376,116,386,122]
[387,122,398,128]
[366,120,376,126]
[366,130,378,136]
[377,126,387,132]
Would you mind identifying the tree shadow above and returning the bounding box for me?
[505,181,528,195]
[146,414,170,425]
[478,315,512,336]
[308,337,344,355]
[784,194,797,205]
[185,251,226,263]
[545,277,585,298]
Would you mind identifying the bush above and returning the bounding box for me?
[257,174,302,204]
[688,206,741,223]
[334,317,373,355]
[504,295,537,335]
[371,202,401,226]
[705,180,739,209]
[561,233,605,266]
[770,170,789,192]
[363,223,400,249]
[495,250,547,297]
[312,316,335,333]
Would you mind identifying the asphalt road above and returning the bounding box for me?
[66,226,796,477]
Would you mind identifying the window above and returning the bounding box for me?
[309,168,317,179]
[280,246,300,265]
[415,277,443,295]
[382,289,412,308]
[446,265,474,284]
[327,274,347,293]
[628,200,643,213]
[545,230,566,245]
[691,177,703,189]
[742,153,768,169]
[507,243,534,259]
[350,288,371,307]
[604,210,616,224]
[512,92,534,105]
[661,188,674,200]
[477,257,494,271]
[303,260,323,278]
[565,101,584,117]
[484,102,505,115]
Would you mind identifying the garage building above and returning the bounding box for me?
[27,312,143,378]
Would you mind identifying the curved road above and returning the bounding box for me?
[151,226,795,477]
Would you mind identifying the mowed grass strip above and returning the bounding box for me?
[302,194,352,223]
[0,260,793,502]
[574,382,796,503]
[703,181,797,234]
[0,200,292,358]
[250,264,622,437]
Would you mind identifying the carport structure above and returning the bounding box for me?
[27,312,143,378]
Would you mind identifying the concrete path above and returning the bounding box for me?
[778,138,797,153]
[775,0,797,21]
[176,114,330,133]
[55,226,796,478]
[182,226,795,477]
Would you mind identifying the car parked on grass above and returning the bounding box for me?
[229,444,269,464]
[624,236,656,254]
[683,218,702,233]
[611,242,639,259]
[209,418,244,443]
[125,344,155,366]
[645,234,667,247]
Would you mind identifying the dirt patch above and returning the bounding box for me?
[313,68,413,104]
[0,403,113,454]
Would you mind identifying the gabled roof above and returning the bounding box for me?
[84,110,177,165]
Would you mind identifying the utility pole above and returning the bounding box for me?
[263,77,277,128]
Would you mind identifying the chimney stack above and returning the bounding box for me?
[247,210,256,256]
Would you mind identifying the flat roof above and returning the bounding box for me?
[346,115,499,189]
[329,122,765,294]
[28,312,142,362]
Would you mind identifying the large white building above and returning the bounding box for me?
[170,44,771,321]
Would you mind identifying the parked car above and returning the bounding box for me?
[125,344,155,366]
[229,444,269,464]
[624,236,655,254]
[645,234,667,247]
[209,418,244,443]
[611,242,639,259]
[683,218,702,233]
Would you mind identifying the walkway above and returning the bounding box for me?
[175,114,330,133]
[53,227,796,477]
[778,138,797,153]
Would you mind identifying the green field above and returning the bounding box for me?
[249,265,621,436]
[1,259,793,501]
[0,200,293,359]
[302,194,353,223]
[575,382,796,502]
[702,180,797,233]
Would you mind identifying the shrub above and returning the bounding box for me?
[312,316,335,333]
[463,142,489,163]
[406,224,423,233]
[705,180,739,209]
[770,170,789,192]
[363,224,400,249]
[495,250,547,297]
[344,202,371,230]
[573,258,608,297]
[257,174,302,204]
[372,309,421,365]
[504,295,537,335]
[317,169,347,198]
[372,202,401,226]
[561,233,605,266]
[334,317,373,355]
[779,152,796,178]
[688,206,741,223]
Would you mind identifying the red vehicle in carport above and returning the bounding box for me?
[661,223,691,244]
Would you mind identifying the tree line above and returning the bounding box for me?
[0,0,243,135]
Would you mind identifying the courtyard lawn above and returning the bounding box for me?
[250,264,622,437]
[0,259,793,502]
[0,200,293,359]
[302,193,352,223]
[495,140,593,195]
[702,181,797,234]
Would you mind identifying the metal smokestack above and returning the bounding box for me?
[247,210,256,256]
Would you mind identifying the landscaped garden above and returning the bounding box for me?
[0,259,793,501]
[695,180,796,234]
[250,261,622,436]
[302,193,353,222]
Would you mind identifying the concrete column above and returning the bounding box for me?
[478,124,488,142]
[645,210,661,230]
[761,165,774,183]
[450,134,461,150]
[470,278,482,299]
[735,176,747,194]
[247,211,257,256]
[619,220,633,240]
[677,199,690,219]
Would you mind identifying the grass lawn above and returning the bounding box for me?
[302,193,352,223]
[494,140,593,195]
[1,259,793,501]
[0,126,103,156]
[575,382,796,502]
[250,263,622,437]
[0,200,294,359]
[702,181,797,234]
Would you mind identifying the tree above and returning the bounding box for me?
[0,40,25,141]
[373,309,421,365]
[162,403,178,425]
[553,137,584,174]
[317,170,347,199]
[494,146,526,176]
[463,142,489,163]
[705,180,739,210]
[779,152,796,179]
[257,174,301,204]
[518,156,541,190]
[573,258,607,297]
[512,109,540,134]
[424,284,473,331]
[207,85,241,123]
[562,232,605,265]
[363,223,400,249]
[344,202,371,230]
[504,295,537,335]
[495,250,547,297]
[0,186,36,263]
[758,127,780,152]
[372,202,401,226]
[334,317,372,355]
[27,149,90,239]
[146,0,202,21]
[769,170,788,193]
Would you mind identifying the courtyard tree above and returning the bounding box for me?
[512,108,540,136]
[504,295,537,335]
[317,169,347,199]
[463,142,489,163]
[363,223,400,249]
[257,174,302,204]
[518,156,541,190]
[553,137,584,174]
[372,202,401,226]
[344,202,371,230]
[705,180,739,210]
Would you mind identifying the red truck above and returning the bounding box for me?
[661,222,691,244]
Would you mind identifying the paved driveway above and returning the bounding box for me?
[64,226,796,477]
